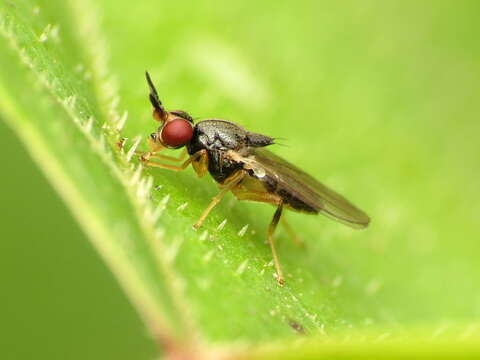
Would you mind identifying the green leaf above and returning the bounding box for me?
[1,0,479,358]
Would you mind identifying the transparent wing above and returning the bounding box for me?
[245,148,370,228]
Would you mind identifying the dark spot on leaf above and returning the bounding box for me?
[288,319,305,334]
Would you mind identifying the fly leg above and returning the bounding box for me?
[231,188,281,204]
[148,148,187,162]
[230,188,287,284]
[116,136,183,161]
[281,217,305,247]
[193,171,246,229]
[142,149,206,171]
[268,201,285,286]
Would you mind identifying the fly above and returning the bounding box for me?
[139,71,370,285]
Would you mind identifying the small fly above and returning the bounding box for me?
[140,72,370,285]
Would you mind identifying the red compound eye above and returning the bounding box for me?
[160,119,193,148]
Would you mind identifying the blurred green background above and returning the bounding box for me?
[1,0,480,359]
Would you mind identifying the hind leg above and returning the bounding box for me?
[232,188,303,247]
[281,217,305,247]
[231,188,286,285]
[268,201,285,285]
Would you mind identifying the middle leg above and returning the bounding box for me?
[193,171,246,229]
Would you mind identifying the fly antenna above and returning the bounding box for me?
[145,71,167,121]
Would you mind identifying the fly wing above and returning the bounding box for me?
[246,148,370,228]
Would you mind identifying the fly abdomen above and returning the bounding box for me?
[276,187,318,213]
[259,172,318,213]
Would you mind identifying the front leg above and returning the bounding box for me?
[137,132,187,163]
[142,149,206,172]
[144,148,188,163]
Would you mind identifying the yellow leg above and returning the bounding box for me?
[231,188,281,205]
[281,217,305,247]
[268,201,285,286]
[193,171,246,229]
[142,149,205,172]
[137,134,187,163]
[148,148,187,162]
[231,188,289,283]
[233,188,303,248]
